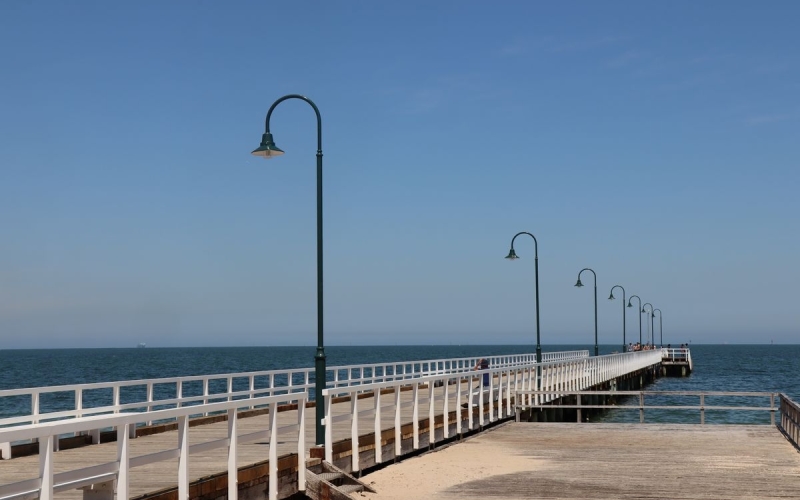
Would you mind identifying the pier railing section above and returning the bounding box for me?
[0,392,307,500]
[0,350,588,458]
[322,349,663,473]
[778,394,800,449]
[662,348,693,368]
[516,390,778,425]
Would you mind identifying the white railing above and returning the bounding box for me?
[0,392,306,500]
[328,350,589,387]
[0,350,589,458]
[662,348,693,371]
[321,349,661,473]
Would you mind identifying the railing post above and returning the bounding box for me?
[412,383,420,450]
[700,394,705,425]
[202,379,210,415]
[577,394,582,423]
[350,397,362,472]
[443,376,450,439]
[39,435,54,500]
[178,415,189,500]
[227,408,238,500]
[374,388,382,464]
[639,392,644,423]
[117,423,130,500]
[324,392,333,463]
[455,376,463,435]
[428,379,435,445]
[770,393,775,426]
[297,395,306,493]
[146,382,154,425]
[268,401,278,500]
[394,387,402,459]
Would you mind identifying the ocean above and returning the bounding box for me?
[1,344,797,424]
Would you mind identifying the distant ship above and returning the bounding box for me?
[137,343,146,348]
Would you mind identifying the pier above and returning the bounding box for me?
[3,348,796,500]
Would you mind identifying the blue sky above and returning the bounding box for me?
[0,1,797,348]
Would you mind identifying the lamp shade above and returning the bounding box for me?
[608,293,615,300]
[574,278,584,287]
[251,133,285,158]
[505,248,519,260]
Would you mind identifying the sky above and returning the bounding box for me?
[0,1,798,348]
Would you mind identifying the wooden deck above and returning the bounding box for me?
[356,422,800,500]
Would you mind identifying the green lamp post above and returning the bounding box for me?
[642,303,655,346]
[627,295,643,346]
[505,231,542,363]
[574,268,599,356]
[252,94,327,446]
[653,308,663,347]
[608,285,627,353]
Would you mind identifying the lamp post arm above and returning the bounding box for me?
[265,94,322,153]
[578,268,596,283]
[510,231,538,258]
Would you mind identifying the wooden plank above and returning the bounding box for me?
[356,423,800,500]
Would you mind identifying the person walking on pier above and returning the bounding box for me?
[475,358,489,387]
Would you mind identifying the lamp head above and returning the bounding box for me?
[574,278,584,288]
[251,133,285,158]
[608,293,615,300]
[505,248,519,260]
[641,307,647,313]
[627,301,633,308]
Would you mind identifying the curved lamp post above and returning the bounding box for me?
[574,268,598,356]
[252,94,326,445]
[642,303,655,346]
[653,308,663,346]
[505,231,542,363]
[608,285,627,353]
[627,295,643,345]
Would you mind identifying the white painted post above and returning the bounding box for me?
[176,381,183,408]
[442,377,450,439]
[428,380,435,444]
[324,394,333,463]
[487,371,494,423]
[32,392,40,423]
[117,424,130,500]
[297,396,306,492]
[374,388,382,464]
[227,408,238,500]
[351,394,359,471]
[39,435,54,500]
[178,415,189,500]
[467,376,475,430]
[455,377,462,435]
[0,441,10,460]
[393,387,401,458]
[268,402,278,500]
[146,383,154,425]
[249,375,255,410]
[227,377,233,402]
[76,389,83,418]
[506,370,512,417]
[478,375,485,427]
[412,383,419,449]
